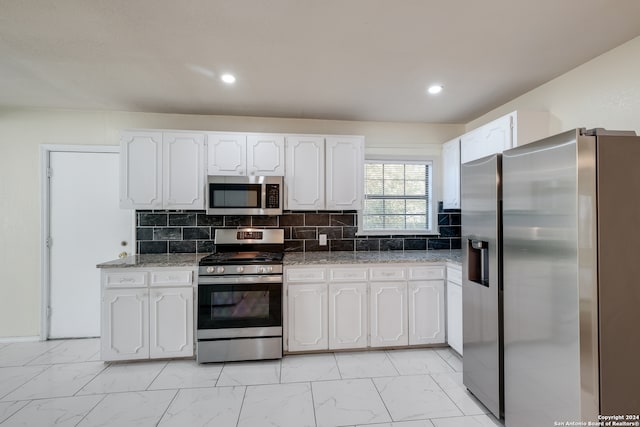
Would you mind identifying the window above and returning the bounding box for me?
[359,160,434,235]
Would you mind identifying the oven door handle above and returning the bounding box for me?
[198,275,283,285]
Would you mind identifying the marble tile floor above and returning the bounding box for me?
[0,339,502,427]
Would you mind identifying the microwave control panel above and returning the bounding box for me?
[266,184,280,209]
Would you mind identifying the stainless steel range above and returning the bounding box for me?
[197,228,284,363]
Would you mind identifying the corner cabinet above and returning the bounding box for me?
[120,131,205,209]
[446,263,463,355]
[284,263,445,353]
[100,267,195,361]
[442,138,461,209]
[207,133,285,176]
[285,135,364,210]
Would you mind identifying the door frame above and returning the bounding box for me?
[40,144,136,340]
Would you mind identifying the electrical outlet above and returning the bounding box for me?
[319,234,327,246]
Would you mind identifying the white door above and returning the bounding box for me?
[328,282,368,349]
[48,150,133,338]
[369,282,408,347]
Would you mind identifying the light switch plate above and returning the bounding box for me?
[319,234,327,246]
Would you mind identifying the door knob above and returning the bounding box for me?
[118,252,128,259]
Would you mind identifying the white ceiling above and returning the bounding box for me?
[1,0,640,123]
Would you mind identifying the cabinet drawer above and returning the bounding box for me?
[150,270,193,287]
[105,271,147,288]
[329,268,368,282]
[286,268,326,283]
[409,266,445,281]
[447,266,462,285]
[369,267,406,281]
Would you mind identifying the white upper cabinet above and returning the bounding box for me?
[247,134,285,176]
[207,133,247,176]
[285,135,364,211]
[120,131,163,209]
[442,138,461,209]
[163,132,206,210]
[461,115,513,164]
[286,136,326,210]
[326,136,364,210]
[460,111,556,164]
[207,133,285,176]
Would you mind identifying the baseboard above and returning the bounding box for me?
[0,336,42,344]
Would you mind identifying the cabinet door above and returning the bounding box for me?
[369,282,408,347]
[163,132,205,209]
[325,136,364,210]
[408,280,445,345]
[329,282,368,349]
[247,134,285,176]
[460,115,513,164]
[149,287,194,358]
[120,131,163,209]
[447,281,463,355]
[101,288,149,361]
[287,283,328,351]
[285,136,325,210]
[207,133,247,175]
[442,138,460,209]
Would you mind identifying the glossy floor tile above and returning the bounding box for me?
[313,378,392,427]
[0,339,503,427]
[157,386,245,427]
[335,350,399,379]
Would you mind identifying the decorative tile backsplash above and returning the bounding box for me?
[136,204,461,254]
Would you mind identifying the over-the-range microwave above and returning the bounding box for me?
[206,176,283,216]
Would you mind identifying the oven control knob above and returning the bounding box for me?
[266,266,273,273]
[216,267,225,273]
[257,266,265,273]
[236,266,244,273]
[206,267,214,273]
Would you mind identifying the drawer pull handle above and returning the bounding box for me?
[119,277,136,283]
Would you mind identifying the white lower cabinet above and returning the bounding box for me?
[446,264,463,355]
[287,283,328,352]
[100,268,195,361]
[149,287,194,358]
[409,280,445,345]
[102,288,149,361]
[370,281,409,347]
[285,263,446,353]
[329,282,368,349]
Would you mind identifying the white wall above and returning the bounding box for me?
[0,109,461,338]
[466,36,640,133]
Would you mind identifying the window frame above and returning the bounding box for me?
[357,156,439,236]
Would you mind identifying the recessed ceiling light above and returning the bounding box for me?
[427,84,443,95]
[221,74,236,84]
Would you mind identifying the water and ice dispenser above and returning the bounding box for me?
[467,239,489,286]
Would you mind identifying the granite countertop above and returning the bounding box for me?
[96,253,206,268]
[283,250,462,266]
[98,250,462,268]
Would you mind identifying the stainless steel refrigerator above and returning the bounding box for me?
[502,128,640,426]
[461,153,503,419]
